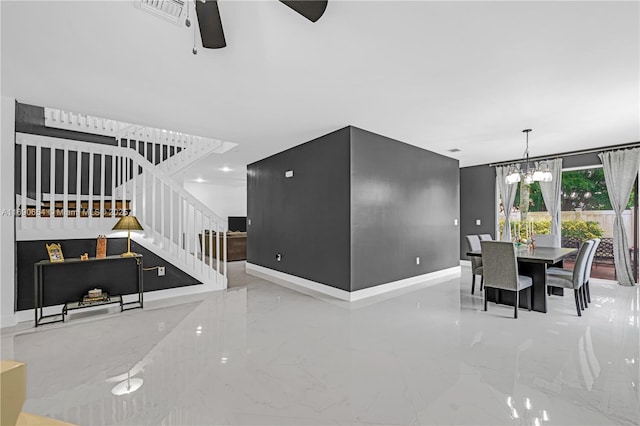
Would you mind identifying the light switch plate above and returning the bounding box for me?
[454,219,458,226]
[285,170,294,178]
[476,219,481,226]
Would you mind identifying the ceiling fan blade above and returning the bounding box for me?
[195,0,226,49]
[279,1,327,22]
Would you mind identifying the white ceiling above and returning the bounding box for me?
[2,1,639,187]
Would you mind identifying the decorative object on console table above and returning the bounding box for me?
[34,254,144,327]
[88,288,102,298]
[112,215,144,257]
[80,253,89,261]
[46,243,64,262]
[80,288,110,305]
[96,235,107,259]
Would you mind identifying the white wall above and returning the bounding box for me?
[1,96,17,328]
[183,182,247,223]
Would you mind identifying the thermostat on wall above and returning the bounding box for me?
[285,170,294,178]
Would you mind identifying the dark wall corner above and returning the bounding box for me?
[350,128,460,291]
[459,165,496,259]
[247,127,352,291]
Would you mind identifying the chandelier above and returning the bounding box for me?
[505,129,553,185]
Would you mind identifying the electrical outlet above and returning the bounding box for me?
[158,266,165,276]
[276,253,282,262]
[416,257,420,265]
[476,219,481,226]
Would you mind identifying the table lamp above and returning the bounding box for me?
[112,215,144,257]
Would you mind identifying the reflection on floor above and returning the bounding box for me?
[2,262,639,425]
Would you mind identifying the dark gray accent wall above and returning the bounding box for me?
[349,127,460,291]
[459,165,497,260]
[16,238,201,310]
[563,152,602,169]
[247,126,460,293]
[247,127,352,291]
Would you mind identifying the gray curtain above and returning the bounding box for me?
[497,166,517,241]
[539,158,563,248]
[598,148,640,286]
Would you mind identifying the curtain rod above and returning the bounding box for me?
[489,140,640,168]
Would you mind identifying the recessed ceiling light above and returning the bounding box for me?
[448,148,461,153]
[194,177,205,183]
[221,167,232,172]
[111,377,144,396]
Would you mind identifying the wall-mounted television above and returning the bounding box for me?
[228,216,247,232]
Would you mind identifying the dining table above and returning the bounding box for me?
[466,245,578,313]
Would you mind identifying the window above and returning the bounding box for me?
[498,166,638,280]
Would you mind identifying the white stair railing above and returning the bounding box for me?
[15,132,227,288]
[44,107,237,175]
[116,134,235,176]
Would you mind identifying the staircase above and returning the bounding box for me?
[116,126,237,176]
[45,106,237,175]
[15,131,229,290]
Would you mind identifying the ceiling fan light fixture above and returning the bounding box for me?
[187,0,327,52]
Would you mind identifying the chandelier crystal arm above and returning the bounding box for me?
[505,129,553,185]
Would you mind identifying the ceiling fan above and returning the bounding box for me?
[190,0,328,52]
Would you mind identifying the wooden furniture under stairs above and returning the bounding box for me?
[200,231,246,261]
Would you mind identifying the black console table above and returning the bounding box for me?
[34,254,143,327]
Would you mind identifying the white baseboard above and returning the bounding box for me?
[143,282,223,303]
[1,315,18,329]
[245,263,461,302]
[5,282,224,329]
[460,259,471,267]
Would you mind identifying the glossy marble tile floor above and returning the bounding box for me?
[2,263,639,426]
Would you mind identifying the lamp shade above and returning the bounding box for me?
[112,215,143,257]
[112,215,144,231]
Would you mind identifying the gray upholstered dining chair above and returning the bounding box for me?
[534,234,559,247]
[480,241,532,319]
[549,238,600,308]
[583,238,600,304]
[546,240,594,316]
[478,234,493,241]
[547,239,599,310]
[464,235,483,295]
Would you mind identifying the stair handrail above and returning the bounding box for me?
[16,132,228,287]
[115,135,225,176]
[19,134,225,226]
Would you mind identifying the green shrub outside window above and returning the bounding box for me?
[499,219,604,240]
